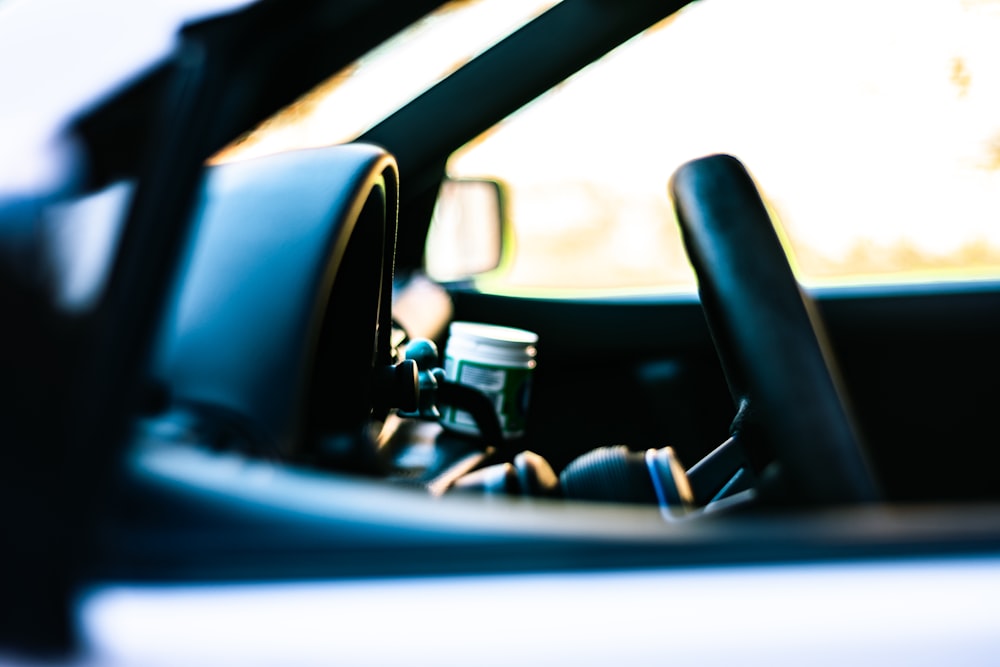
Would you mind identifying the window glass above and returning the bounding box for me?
[448,0,1000,295]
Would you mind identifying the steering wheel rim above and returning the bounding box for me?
[670,154,880,505]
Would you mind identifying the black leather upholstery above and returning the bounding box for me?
[670,154,880,504]
[155,144,398,455]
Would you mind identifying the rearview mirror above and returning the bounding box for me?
[424,177,506,282]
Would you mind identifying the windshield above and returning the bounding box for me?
[217,0,1000,295]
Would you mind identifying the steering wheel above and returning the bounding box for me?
[670,154,880,505]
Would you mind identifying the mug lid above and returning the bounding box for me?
[449,321,538,346]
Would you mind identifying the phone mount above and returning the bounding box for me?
[396,338,505,444]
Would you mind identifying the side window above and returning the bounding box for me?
[448,0,1000,295]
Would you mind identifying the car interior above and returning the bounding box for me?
[3,0,1000,662]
